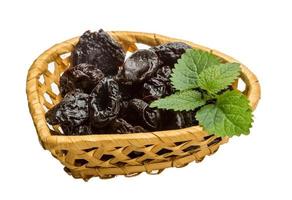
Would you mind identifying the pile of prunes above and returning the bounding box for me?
[45,29,198,135]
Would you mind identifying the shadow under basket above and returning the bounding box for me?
[26,31,261,180]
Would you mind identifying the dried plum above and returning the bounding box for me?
[128,99,162,130]
[107,118,147,133]
[161,111,187,130]
[142,78,168,102]
[142,66,173,102]
[117,49,160,83]
[89,77,121,128]
[72,29,125,76]
[45,89,89,128]
[46,33,199,135]
[161,110,198,130]
[60,63,104,96]
[156,65,172,81]
[151,42,192,66]
[117,82,143,100]
[61,123,93,135]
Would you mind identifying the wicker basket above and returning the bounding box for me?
[26,31,261,180]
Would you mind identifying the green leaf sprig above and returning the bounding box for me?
[150,49,253,137]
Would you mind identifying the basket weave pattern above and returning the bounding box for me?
[26,31,260,180]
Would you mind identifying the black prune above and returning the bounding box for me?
[156,65,172,81]
[60,63,104,96]
[106,118,147,134]
[161,111,184,130]
[89,77,121,128]
[130,126,147,133]
[128,99,162,130]
[142,78,168,102]
[142,66,173,102]
[61,123,93,135]
[45,89,89,128]
[161,110,198,130]
[118,100,129,118]
[117,82,143,101]
[72,29,125,76]
[151,42,192,66]
[117,49,160,83]
[187,109,199,126]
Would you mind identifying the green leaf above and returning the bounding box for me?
[196,90,253,137]
[198,63,241,94]
[170,49,220,91]
[149,90,206,111]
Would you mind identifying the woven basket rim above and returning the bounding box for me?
[26,31,261,148]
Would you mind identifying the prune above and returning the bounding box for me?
[89,77,121,128]
[60,63,104,96]
[151,42,192,66]
[45,89,89,128]
[117,82,143,100]
[117,49,160,83]
[156,65,172,81]
[72,29,125,76]
[107,118,147,133]
[46,33,199,135]
[161,110,195,130]
[118,100,129,118]
[142,66,173,102]
[130,126,147,133]
[127,99,162,130]
[142,78,168,102]
[61,123,93,135]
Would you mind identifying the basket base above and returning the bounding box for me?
[62,143,222,181]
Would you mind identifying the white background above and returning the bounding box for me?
[0,0,291,199]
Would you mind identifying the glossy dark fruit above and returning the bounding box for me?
[142,66,173,102]
[151,42,192,66]
[118,100,129,118]
[46,35,198,135]
[142,78,168,102]
[130,125,147,133]
[128,99,161,130]
[117,49,160,83]
[45,89,89,127]
[156,65,172,81]
[107,118,147,133]
[61,123,92,135]
[89,77,121,128]
[72,29,125,76]
[60,63,104,96]
[161,110,195,130]
[117,82,143,100]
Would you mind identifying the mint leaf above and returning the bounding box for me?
[198,63,241,94]
[196,90,253,137]
[150,90,205,111]
[170,49,220,91]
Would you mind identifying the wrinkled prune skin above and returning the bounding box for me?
[72,29,125,76]
[89,77,121,128]
[60,63,104,96]
[142,66,173,102]
[118,100,129,118]
[117,82,143,100]
[61,123,93,135]
[117,49,160,83]
[161,110,196,130]
[45,89,89,128]
[127,99,162,130]
[46,36,199,135]
[156,65,172,80]
[151,42,192,66]
[107,118,147,133]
